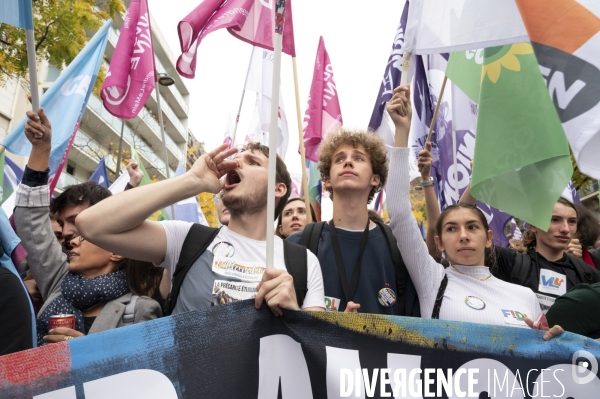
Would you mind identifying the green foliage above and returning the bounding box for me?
[0,0,124,91]
[570,150,591,192]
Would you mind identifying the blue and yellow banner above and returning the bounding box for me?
[0,300,598,398]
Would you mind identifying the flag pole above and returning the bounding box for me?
[266,0,286,269]
[231,90,246,147]
[292,57,312,223]
[426,75,448,142]
[154,73,176,220]
[115,119,125,177]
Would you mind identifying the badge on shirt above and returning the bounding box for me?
[536,293,556,314]
[324,296,340,312]
[212,241,235,258]
[378,287,397,307]
[212,257,265,282]
[538,269,567,296]
[464,296,486,310]
[501,309,529,326]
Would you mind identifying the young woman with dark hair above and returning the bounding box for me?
[385,86,563,338]
[276,198,316,238]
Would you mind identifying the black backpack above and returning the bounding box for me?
[510,251,600,286]
[164,224,308,316]
[299,221,420,317]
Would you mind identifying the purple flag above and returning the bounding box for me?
[428,54,512,247]
[367,1,409,144]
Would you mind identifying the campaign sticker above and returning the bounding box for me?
[324,296,340,312]
[378,288,397,307]
[536,293,556,314]
[538,269,567,296]
[464,296,485,310]
[212,241,235,258]
[501,309,529,326]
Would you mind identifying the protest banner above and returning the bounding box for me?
[1,300,598,398]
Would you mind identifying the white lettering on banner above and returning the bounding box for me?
[103,75,132,106]
[61,75,92,97]
[260,0,273,9]
[131,71,153,115]
[258,335,314,399]
[465,49,484,64]
[133,14,152,57]
[381,27,405,99]
[34,386,76,399]
[83,370,178,399]
[38,370,177,399]
[539,66,586,110]
[323,64,338,106]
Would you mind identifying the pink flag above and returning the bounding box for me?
[176,0,296,79]
[101,0,155,119]
[302,37,343,163]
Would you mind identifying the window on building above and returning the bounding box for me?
[66,163,75,175]
[46,65,61,83]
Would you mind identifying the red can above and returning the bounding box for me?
[48,314,76,330]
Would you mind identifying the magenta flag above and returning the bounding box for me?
[101,0,155,119]
[302,37,343,163]
[176,0,296,79]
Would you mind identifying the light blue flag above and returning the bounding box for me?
[1,20,112,181]
[0,0,34,30]
[166,163,206,224]
[89,157,110,188]
[0,209,37,348]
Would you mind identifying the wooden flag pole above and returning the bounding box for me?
[292,57,312,223]
[266,0,287,268]
[426,75,448,142]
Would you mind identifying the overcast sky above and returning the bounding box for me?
[147,0,406,174]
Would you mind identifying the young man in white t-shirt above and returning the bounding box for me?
[77,143,325,315]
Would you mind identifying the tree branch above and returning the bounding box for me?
[35,20,56,51]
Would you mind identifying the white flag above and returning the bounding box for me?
[243,47,289,159]
[412,0,528,55]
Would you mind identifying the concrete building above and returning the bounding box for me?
[0,5,190,194]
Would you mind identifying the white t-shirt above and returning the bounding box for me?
[157,221,325,312]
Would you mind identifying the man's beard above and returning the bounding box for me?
[221,181,267,217]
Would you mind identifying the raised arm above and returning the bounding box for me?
[418,142,441,261]
[459,162,477,205]
[76,145,238,264]
[386,86,445,302]
[14,109,69,301]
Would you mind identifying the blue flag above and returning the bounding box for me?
[367,1,409,145]
[0,209,36,348]
[2,20,112,183]
[0,0,34,30]
[89,157,110,188]
[419,221,426,240]
[165,163,207,225]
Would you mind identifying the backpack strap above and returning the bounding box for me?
[164,224,221,315]
[510,252,531,285]
[299,222,326,256]
[283,240,308,308]
[122,295,138,326]
[374,221,408,316]
[431,275,448,319]
[567,254,599,283]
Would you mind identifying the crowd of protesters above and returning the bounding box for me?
[2,83,600,357]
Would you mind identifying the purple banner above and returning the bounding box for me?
[367,2,409,131]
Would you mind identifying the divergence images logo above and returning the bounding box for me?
[572,350,598,385]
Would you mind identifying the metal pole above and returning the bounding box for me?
[116,119,125,177]
[231,90,246,147]
[154,76,176,220]
[266,0,286,269]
